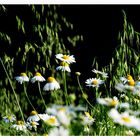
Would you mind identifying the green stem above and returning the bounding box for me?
[62,71,69,105]
[37,82,47,109]
[23,83,37,112]
[0,57,25,123]
[77,76,94,109]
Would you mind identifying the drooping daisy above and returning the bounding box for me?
[15,73,29,84]
[3,114,16,123]
[56,61,71,72]
[82,112,95,126]
[48,126,69,136]
[11,120,27,131]
[55,54,76,64]
[43,77,60,91]
[27,111,40,122]
[85,78,104,87]
[92,69,108,78]
[108,109,140,131]
[26,121,39,131]
[30,72,45,83]
[97,96,119,107]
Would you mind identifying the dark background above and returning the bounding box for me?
[60,5,140,77]
[1,5,140,77]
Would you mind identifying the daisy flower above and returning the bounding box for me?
[15,73,29,84]
[82,112,95,125]
[30,72,45,83]
[44,115,60,126]
[26,121,39,131]
[11,120,27,131]
[97,96,119,107]
[108,109,140,131]
[27,111,40,122]
[55,54,76,64]
[3,114,16,123]
[48,126,69,136]
[43,77,60,91]
[85,78,104,87]
[120,75,135,86]
[56,61,71,72]
[92,69,108,78]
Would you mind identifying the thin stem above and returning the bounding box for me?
[0,57,25,123]
[37,82,47,109]
[62,71,69,105]
[77,76,94,109]
[23,83,37,112]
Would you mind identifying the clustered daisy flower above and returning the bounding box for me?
[97,96,119,107]
[15,73,29,84]
[56,61,71,72]
[55,54,76,64]
[3,114,16,123]
[85,78,104,87]
[43,77,60,91]
[30,72,46,83]
[115,74,140,96]
[92,69,108,78]
[108,108,140,131]
[11,120,27,131]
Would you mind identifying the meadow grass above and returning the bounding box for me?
[0,8,140,136]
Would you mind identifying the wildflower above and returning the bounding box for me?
[55,54,76,64]
[115,83,134,93]
[3,114,16,123]
[82,112,95,125]
[26,121,39,131]
[44,115,60,126]
[85,78,104,87]
[15,73,29,84]
[56,61,71,72]
[97,96,119,107]
[48,126,69,136]
[30,72,45,83]
[27,111,40,122]
[56,109,71,127]
[11,120,27,131]
[92,69,108,78]
[120,75,135,86]
[108,109,140,130]
[43,77,60,91]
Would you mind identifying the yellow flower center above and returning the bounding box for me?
[7,116,12,120]
[46,117,56,125]
[43,133,48,136]
[20,73,27,77]
[62,55,70,60]
[85,112,90,117]
[122,117,131,123]
[92,80,98,85]
[35,72,42,76]
[127,75,133,80]
[31,121,37,126]
[60,61,69,67]
[58,107,66,112]
[110,100,118,106]
[17,120,24,125]
[47,77,56,83]
[30,110,38,115]
[128,80,135,86]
